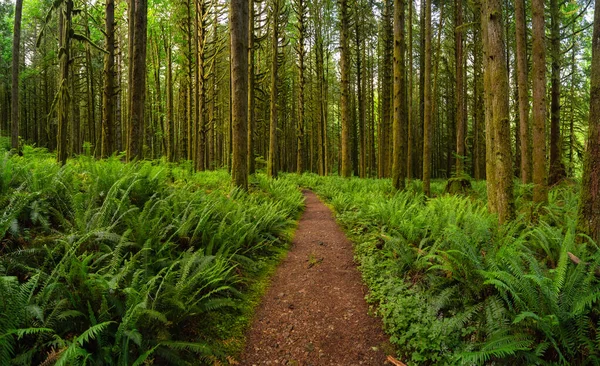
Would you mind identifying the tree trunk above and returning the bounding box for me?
[267,0,280,178]
[379,0,392,178]
[484,0,514,224]
[532,0,548,203]
[578,0,600,242]
[422,0,432,196]
[11,0,23,151]
[549,0,566,185]
[57,1,72,165]
[102,0,116,157]
[248,0,256,174]
[296,0,306,173]
[340,0,351,177]
[392,0,406,189]
[455,0,465,175]
[514,0,530,183]
[230,0,249,188]
[127,0,148,161]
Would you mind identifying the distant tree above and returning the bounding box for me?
[11,0,22,152]
[578,0,600,242]
[340,0,351,178]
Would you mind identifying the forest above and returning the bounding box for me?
[2,0,600,363]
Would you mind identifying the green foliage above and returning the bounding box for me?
[0,148,303,365]
[286,173,600,365]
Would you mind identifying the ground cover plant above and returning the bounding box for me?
[0,144,303,365]
[284,173,600,365]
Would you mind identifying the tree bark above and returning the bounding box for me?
[392,0,406,189]
[102,0,116,157]
[11,0,23,151]
[248,0,256,174]
[231,0,249,188]
[455,0,465,175]
[484,0,514,224]
[422,0,432,196]
[340,0,351,177]
[549,0,566,185]
[267,0,280,178]
[514,0,530,183]
[532,0,548,203]
[127,0,148,161]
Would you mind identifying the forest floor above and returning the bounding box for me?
[240,190,392,366]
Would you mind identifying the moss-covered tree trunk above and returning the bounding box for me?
[102,0,115,158]
[532,0,548,203]
[340,0,351,178]
[514,0,530,183]
[549,0,566,185]
[422,0,432,196]
[11,0,23,152]
[127,0,147,161]
[267,0,280,178]
[248,0,255,174]
[485,0,514,224]
[57,1,73,166]
[578,0,600,242]
[454,0,465,176]
[231,0,249,189]
[295,0,306,174]
[392,0,406,190]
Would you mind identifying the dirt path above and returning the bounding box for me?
[240,191,390,366]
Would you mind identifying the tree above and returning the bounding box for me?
[532,0,547,203]
[339,0,351,178]
[11,0,23,152]
[248,0,255,174]
[483,0,514,224]
[294,0,307,173]
[514,0,530,183]
[127,0,148,161]
[578,0,600,242]
[422,0,431,196]
[392,0,406,189]
[102,0,115,157]
[231,0,249,188]
[454,0,465,175]
[267,0,280,178]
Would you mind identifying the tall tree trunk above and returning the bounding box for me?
[455,0,465,175]
[248,0,256,174]
[57,1,72,165]
[484,0,514,224]
[549,0,566,184]
[532,0,548,203]
[196,0,206,171]
[379,0,392,178]
[296,0,306,173]
[267,0,280,178]
[482,0,496,211]
[422,0,432,196]
[102,0,115,157]
[392,0,406,189]
[355,15,366,178]
[340,0,351,177]
[514,0,530,183]
[406,0,413,181]
[231,0,249,188]
[578,0,600,243]
[127,0,148,161]
[11,0,23,151]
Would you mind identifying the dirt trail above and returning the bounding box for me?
[240,191,390,366]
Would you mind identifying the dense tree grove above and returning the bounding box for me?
[0,0,593,193]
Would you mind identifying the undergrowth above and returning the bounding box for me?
[0,146,303,365]
[284,173,600,366]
